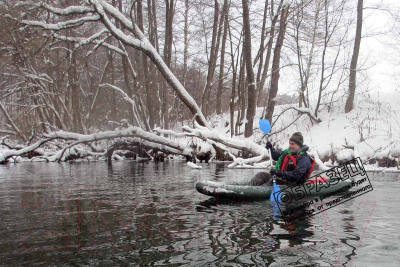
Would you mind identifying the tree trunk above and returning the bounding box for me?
[216,0,229,115]
[236,53,246,135]
[147,0,162,128]
[228,20,239,137]
[182,0,190,89]
[255,0,269,106]
[258,0,282,108]
[265,4,289,122]
[345,0,363,113]
[90,0,210,128]
[242,0,257,137]
[297,0,321,109]
[68,46,83,133]
[108,49,117,123]
[138,0,157,129]
[117,0,134,126]
[201,0,222,117]
[162,0,175,129]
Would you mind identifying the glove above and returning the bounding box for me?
[265,141,273,150]
[270,169,283,178]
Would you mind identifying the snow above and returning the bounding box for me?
[336,149,354,161]
[187,161,202,169]
[2,1,400,172]
[215,188,234,193]
[197,91,400,169]
[283,0,292,7]
[20,15,100,31]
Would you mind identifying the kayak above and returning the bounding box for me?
[195,177,354,201]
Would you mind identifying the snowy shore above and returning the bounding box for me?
[1,92,399,171]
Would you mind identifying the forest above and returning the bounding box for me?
[1,0,399,168]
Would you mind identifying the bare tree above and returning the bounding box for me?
[345,0,363,113]
[216,0,229,115]
[314,0,348,118]
[201,0,223,117]
[265,2,290,122]
[258,0,283,110]
[242,0,257,137]
[293,0,322,109]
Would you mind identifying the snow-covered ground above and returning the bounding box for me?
[1,92,399,171]
[202,91,400,170]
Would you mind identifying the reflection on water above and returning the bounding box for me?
[0,161,399,266]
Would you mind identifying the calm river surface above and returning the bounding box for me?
[0,161,399,266]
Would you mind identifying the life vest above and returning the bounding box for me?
[280,153,316,181]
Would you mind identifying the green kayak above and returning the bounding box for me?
[195,178,354,200]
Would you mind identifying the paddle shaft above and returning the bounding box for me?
[265,134,273,167]
[265,134,275,183]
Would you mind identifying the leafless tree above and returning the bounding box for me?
[345,0,363,113]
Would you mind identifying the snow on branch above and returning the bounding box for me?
[0,138,54,163]
[96,0,136,32]
[228,152,268,168]
[308,150,330,171]
[39,3,95,15]
[154,127,196,138]
[11,0,210,130]
[18,15,101,30]
[182,123,267,157]
[92,0,210,129]
[100,83,142,128]
[15,2,95,15]
[90,1,145,49]
[44,127,189,155]
[271,106,321,131]
[53,32,124,55]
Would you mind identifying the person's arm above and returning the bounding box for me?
[281,156,311,184]
[270,147,282,161]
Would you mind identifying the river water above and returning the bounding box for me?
[0,161,399,266]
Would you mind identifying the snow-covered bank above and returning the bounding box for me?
[203,91,400,170]
[1,92,399,171]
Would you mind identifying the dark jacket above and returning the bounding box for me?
[270,146,313,184]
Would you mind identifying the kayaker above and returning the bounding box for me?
[248,132,315,186]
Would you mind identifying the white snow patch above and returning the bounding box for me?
[187,161,203,169]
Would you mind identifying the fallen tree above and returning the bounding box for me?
[1,116,333,171]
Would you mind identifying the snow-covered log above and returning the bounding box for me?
[156,123,330,170]
[45,126,187,151]
[42,126,193,162]
[308,150,330,171]
[0,138,54,163]
[182,122,268,156]
[157,123,271,164]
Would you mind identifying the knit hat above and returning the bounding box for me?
[290,132,303,147]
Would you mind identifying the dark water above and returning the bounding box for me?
[0,161,399,266]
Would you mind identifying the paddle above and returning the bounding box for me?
[259,119,279,202]
[259,119,273,168]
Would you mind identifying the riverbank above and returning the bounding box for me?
[1,92,399,169]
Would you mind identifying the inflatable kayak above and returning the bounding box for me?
[195,177,354,200]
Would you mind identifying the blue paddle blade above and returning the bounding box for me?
[270,181,279,202]
[259,119,271,134]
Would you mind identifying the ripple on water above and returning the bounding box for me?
[0,162,399,266]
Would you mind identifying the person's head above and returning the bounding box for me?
[289,132,303,153]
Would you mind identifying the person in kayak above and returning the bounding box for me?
[248,132,315,186]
